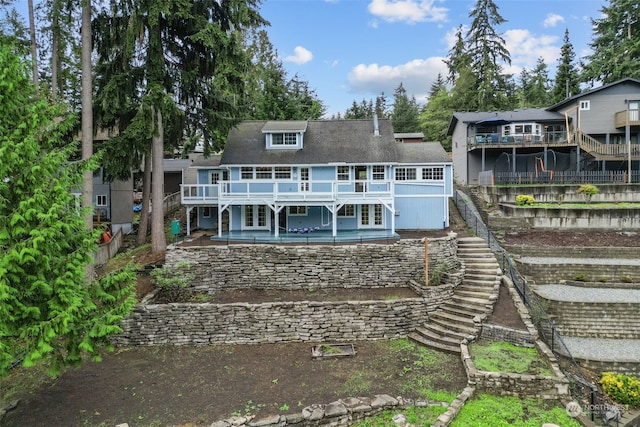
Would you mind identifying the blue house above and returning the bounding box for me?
[180,118,453,241]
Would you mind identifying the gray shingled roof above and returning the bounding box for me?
[219,119,450,166]
[446,108,566,135]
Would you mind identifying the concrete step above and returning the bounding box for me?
[419,322,471,340]
[413,325,462,347]
[430,313,476,334]
[455,289,494,300]
[460,279,496,289]
[408,332,461,353]
[464,272,499,281]
[452,294,492,307]
[440,302,485,318]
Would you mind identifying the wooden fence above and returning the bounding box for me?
[94,227,124,265]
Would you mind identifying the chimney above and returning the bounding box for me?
[373,114,380,137]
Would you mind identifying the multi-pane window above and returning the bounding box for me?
[96,194,107,206]
[337,165,349,181]
[372,165,385,180]
[256,166,272,179]
[338,204,355,217]
[288,206,307,215]
[274,167,291,179]
[580,100,590,111]
[395,168,416,181]
[422,167,444,180]
[271,133,298,145]
[241,167,254,179]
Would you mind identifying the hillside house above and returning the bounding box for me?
[448,77,640,185]
[180,118,453,241]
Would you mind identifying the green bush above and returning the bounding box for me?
[573,273,589,282]
[601,372,640,406]
[577,184,600,196]
[515,195,535,206]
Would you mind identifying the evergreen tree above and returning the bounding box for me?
[444,25,470,83]
[429,73,446,97]
[419,84,453,151]
[344,99,374,119]
[551,28,581,103]
[391,83,420,132]
[375,93,389,118]
[285,75,326,120]
[581,0,640,84]
[465,0,512,110]
[93,0,266,253]
[0,42,136,375]
[517,57,551,108]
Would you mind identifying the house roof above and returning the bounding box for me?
[190,154,222,168]
[261,121,308,133]
[220,119,450,166]
[446,108,566,136]
[547,77,640,111]
[394,132,424,139]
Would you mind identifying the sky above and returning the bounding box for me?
[259,0,606,117]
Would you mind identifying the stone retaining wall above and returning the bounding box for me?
[165,236,458,292]
[498,204,640,229]
[503,245,639,260]
[113,297,432,346]
[461,341,569,400]
[480,324,535,347]
[514,260,640,284]
[477,184,640,205]
[533,297,640,340]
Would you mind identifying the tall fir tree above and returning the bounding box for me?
[551,28,581,103]
[391,83,420,133]
[465,0,512,110]
[0,42,136,375]
[517,57,551,108]
[419,84,453,151]
[444,25,469,84]
[581,0,640,84]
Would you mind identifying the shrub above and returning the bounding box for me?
[577,184,599,202]
[515,194,535,206]
[601,372,640,406]
[573,273,589,282]
[151,261,195,302]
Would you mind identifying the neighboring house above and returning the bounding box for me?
[448,77,640,185]
[86,168,134,234]
[180,118,453,239]
[395,132,424,143]
[163,159,193,195]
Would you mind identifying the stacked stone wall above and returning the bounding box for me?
[164,236,458,292]
[480,324,535,347]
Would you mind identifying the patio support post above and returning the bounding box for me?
[275,206,279,238]
[332,203,337,237]
[186,207,192,236]
[218,204,222,238]
[512,147,516,173]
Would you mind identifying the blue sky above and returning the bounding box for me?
[260,0,606,117]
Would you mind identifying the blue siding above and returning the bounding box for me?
[395,197,447,229]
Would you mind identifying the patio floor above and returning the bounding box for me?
[204,229,400,244]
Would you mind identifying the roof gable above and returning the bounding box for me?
[548,78,640,111]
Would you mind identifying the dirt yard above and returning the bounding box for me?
[2,202,635,427]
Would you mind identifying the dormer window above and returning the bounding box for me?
[262,120,307,150]
[272,133,298,146]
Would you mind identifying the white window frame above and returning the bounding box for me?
[241,167,254,180]
[288,206,307,216]
[255,166,272,179]
[96,194,108,206]
[372,165,385,180]
[274,167,291,179]
[422,167,444,181]
[395,167,416,181]
[337,204,355,217]
[202,206,211,218]
[337,165,350,181]
[242,205,270,230]
[267,132,300,149]
[580,100,590,111]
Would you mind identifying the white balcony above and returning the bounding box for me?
[180,180,394,205]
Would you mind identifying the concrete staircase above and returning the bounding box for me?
[409,236,501,353]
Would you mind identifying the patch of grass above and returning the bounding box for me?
[450,394,581,427]
[470,340,553,376]
[351,405,448,427]
[338,371,373,396]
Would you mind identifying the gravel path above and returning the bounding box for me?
[562,337,640,361]
[519,257,640,266]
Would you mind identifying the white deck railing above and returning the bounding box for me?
[180,180,394,205]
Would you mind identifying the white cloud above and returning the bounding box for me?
[367,0,448,24]
[543,13,565,28]
[284,46,313,65]
[347,56,448,104]
[503,29,560,75]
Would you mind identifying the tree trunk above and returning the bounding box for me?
[151,105,166,254]
[28,0,39,90]
[81,0,94,279]
[136,154,151,246]
[51,8,59,98]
